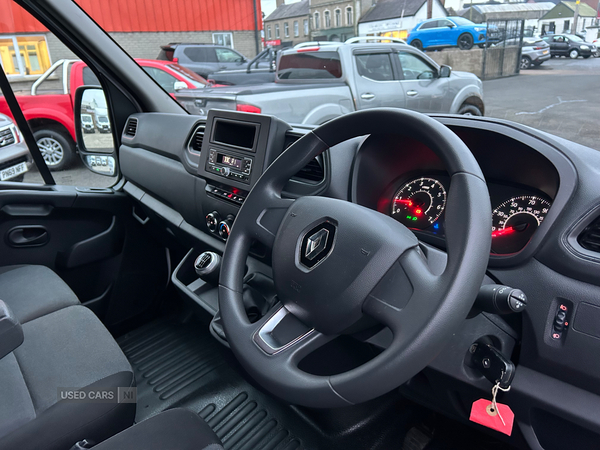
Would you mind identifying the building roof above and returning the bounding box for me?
[264,0,309,22]
[359,0,430,23]
[562,0,597,15]
[469,2,556,13]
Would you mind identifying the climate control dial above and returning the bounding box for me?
[206,211,221,233]
[218,218,233,239]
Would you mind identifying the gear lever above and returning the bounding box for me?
[194,251,221,285]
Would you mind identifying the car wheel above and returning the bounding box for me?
[411,40,423,50]
[33,127,75,171]
[458,104,482,116]
[569,49,579,59]
[520,56,532,70]
[583,55,591,59]
[458,33,474,50]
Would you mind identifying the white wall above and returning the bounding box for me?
[358,0,447,36]
[538,16,594,34]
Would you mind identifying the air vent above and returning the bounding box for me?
[124,118,138,137]
[0,127,16,148]
[293,156,325,183]
[189,124,205,154]
[578,215,600,253]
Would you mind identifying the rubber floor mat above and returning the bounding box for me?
[118,317,313,449]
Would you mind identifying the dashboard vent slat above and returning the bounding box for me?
[293,157,325,184]
[578,216,600,253]
[124,118,138,137]
[189,124,206,154]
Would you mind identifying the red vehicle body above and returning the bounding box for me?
[0,59,211,170]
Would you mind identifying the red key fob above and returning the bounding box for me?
[469,399,514,436]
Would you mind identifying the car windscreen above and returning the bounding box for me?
[167,64,208,87]
[277,51,342,79]
[450,17,475,26]
[565,34,584,42]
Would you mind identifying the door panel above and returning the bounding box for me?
[353,52,405,110]
[0,186,168,326]
[397,52,449,113]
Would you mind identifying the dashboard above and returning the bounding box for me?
[118,110,600,450]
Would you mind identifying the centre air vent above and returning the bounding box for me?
[124,117,138,137]
[578,215,600,253]
[293,156,325,184]
[189,124,206,154]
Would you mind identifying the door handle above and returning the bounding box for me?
[361,93,375,100]
[407,90,418,97]
[6,226,49,247]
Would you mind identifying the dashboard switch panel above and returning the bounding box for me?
[551,303,571,340]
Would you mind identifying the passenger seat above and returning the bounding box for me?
[0,265,135,450]
[0,265,79,323]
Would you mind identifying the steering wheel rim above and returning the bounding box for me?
[219,108,492,408]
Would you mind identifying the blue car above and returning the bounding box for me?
[407,17,490,51]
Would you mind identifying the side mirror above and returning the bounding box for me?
[74,86,118,177]
[439,65,452,78]
[173,81,188,91]
[447,24,455,28]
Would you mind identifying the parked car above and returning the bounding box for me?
[95,114,111,133]
[493,37,551,69]
[0,59,210,171]
[80,113,94,133]
[520,38,551,68]
[407,16,493,50]
[542,34,597,59]
[157,43,270,80]
[176,38,485,124]
[0,113,32,182]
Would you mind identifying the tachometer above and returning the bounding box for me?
[391,177,446,229]
[491,195,551,254]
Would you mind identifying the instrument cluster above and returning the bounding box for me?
[388,175,553,255]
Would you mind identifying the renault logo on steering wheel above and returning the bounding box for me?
[299,221,336,269]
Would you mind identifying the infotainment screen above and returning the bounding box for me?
[212,119,258,151]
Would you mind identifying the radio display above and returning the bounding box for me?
[217,153,242,170]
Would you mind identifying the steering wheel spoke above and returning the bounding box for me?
[362,246,441,333]
[251,306,334,360]
[245,194,294,249]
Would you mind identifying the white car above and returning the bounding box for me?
[0,114,32,182]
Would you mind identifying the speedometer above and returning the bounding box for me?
[391,177,446,229]
[492,195,551,254]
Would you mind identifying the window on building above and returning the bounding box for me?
[563,20,570,32]
[314,13,320,30]
[267,26,272,39]
[304,19,309,35]
[294,21,299,37]
[346,7,353,26]
[335,9,341,27]
[0,35,51,77]
[284,22,289,37]
[276,24,280,38]
[212,32,233,48]
[324,11,331,28]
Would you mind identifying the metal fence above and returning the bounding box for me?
[482,19,525,80]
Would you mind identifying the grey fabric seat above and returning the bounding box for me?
[0,265,79,323]
[0,304,135,450]
[95,408,224,450]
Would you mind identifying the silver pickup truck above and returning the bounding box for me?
[176,38,485,125]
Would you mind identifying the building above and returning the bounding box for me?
[358,0,448,40]
[310,0,374,42]
[460,3,555,31]
[538,1,598,34]
[264,0,311,47]
[0,0,262,82]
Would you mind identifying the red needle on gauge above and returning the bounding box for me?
[492,227,515,238]
[395,199,423,215]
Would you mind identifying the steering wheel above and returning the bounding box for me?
[219,108,492,408]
